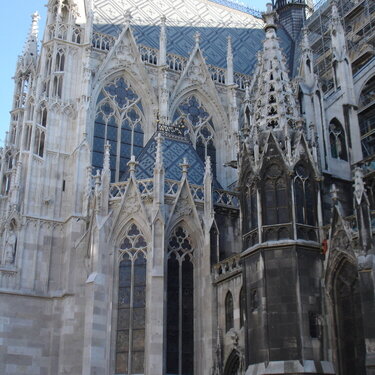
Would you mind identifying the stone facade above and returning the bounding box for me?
[0,0,374,374]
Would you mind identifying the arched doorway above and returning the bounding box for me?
[223,350,240,375]
[332,258,366,375]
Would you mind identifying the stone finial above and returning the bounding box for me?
[180,157,190,175]
[330,184,339,202]
[262,3,277,30]
[331,0,340,21]
[127,155,138,175]
[103,141,110,171]
[354,167,365,205]
[124,10,132,26]
[244,81,250,102]
[194,32,201,47]
[301,27,311,52]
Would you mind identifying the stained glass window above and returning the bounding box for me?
[116,223,147,375]
[167,226,194,375]
[173,95,216,177]
[93,77,144,182]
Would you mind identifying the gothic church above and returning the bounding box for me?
[0,0,374,374]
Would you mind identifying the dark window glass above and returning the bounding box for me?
[225,292,234,332]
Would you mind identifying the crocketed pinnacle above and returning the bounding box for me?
[21,12,40,69]
[250,6,300,135]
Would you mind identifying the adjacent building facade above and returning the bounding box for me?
[0,0,374,374]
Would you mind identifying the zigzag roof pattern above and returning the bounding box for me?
[93,0,292,75]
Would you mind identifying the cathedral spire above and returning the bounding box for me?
[249,4,300,135]
[20,12,40,70]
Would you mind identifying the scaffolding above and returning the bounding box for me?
[306,0,375,93]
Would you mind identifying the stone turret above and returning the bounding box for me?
[239,5,333,375]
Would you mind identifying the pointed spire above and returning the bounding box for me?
[226,36,234,85]
[301,27,311,53]
[21,12,40,68]
[250,3,300,135]
[159,15,167,66]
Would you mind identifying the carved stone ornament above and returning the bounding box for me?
[124,190,140,214]
[187,58,206,84]
[3,229,17,265]
[175,190,192,217]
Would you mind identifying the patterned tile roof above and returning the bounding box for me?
[129,132,222,188]
[93,0,292,75]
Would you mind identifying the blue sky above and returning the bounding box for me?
[0,0,267,146]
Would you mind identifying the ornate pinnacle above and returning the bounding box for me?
[301,27,311,52]
[124,10,132,26]
[194,32,201,47]
[128,155,138,175]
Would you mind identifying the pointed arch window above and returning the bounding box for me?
[167,226,194,375]
[55,49,65,72]
[93,77,144,182]
[172,95,217,178]
[116,223,148,375]
[225,291,234,332]
[245,183,258,233]
[262,164,290,225]
[294,164,316,226]
[329,119,347,161]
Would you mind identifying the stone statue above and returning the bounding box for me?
[4,229,16,265]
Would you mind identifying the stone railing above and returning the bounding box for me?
[213,253,242,282]
[109,181,128,199]
[213,189,240,209]
[190,184,204,202]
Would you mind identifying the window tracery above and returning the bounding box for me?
[294,164,316,227]
[329,119,348,161]
[93,77,144,182]
[116,223,148,375]
[167,226,194,375]
[262,164,289,225]
[173,95,216,177]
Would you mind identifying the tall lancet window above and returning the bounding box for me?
[329,119,347,161]
[116,223,148,375]
[93,77,144,182]
[172,95,216,177]
[294,164,316,227]
[262,164,290,225]
[167,226,194,375]
[225,291,234,332]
